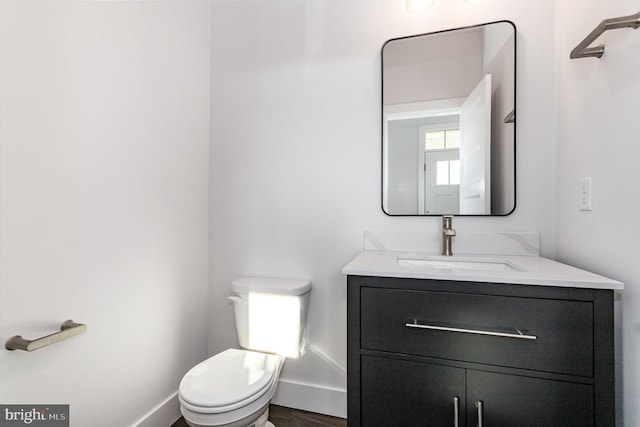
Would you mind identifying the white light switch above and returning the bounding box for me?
[580,177,592,211]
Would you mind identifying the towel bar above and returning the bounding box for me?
[571,11,640,59]
[5,320,87,351]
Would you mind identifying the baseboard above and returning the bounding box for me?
[134,379,347,426]
[271,379,347,419]
[134,391,180,427]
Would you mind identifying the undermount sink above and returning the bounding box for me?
[397,256,526,272]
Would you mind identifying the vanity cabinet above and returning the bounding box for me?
[347,276,615,426]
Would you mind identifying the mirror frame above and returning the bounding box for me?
[381,20,517,216]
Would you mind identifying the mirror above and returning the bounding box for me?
[382,21,516,216]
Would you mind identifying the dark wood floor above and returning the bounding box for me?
[171,405,346,427]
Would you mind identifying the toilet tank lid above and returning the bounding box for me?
[232,277,311,295]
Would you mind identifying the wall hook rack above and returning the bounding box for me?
[5,320,87,352]
[571,11,640,59]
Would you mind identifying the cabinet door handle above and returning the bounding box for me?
[405,321,537,340]
[476,400,484,427]
[453,396,459,427]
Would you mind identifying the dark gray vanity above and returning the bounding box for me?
[342,243,622,426]
[346,274,615,427]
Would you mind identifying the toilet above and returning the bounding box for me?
[179,277,312,427]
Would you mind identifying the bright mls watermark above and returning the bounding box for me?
[0,405,68,426]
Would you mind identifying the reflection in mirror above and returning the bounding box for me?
[382,21,516,216]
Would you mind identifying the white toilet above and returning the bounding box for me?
[179,277,312,427]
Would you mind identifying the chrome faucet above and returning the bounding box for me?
[441,215,456,256]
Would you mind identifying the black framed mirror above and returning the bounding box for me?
[382,21,516,216]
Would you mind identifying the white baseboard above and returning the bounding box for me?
[135,391,180,427]
[135,379,347,426]
[271,379,347,419]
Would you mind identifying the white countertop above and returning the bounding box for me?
[342,251,623,290]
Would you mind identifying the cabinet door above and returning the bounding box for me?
[466,370,594,427]
[362,356,466,427]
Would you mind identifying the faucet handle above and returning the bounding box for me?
[441,215,455,256]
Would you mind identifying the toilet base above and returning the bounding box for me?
[252,407,270,427]
[182,405,272,427]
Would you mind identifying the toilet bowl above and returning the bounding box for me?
[178,277,311,427]
[179,349,284,427]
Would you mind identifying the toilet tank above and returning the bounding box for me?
[230,277,311,358]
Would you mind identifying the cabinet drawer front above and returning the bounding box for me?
[361,287,593,377]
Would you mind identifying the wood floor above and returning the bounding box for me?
[171,405,347,427]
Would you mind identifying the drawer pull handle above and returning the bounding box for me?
[405,322,537,340]
[453,396,459,427]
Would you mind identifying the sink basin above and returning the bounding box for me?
[397,256,525,272]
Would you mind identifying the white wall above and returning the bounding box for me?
[208,0,557,417]
[0,2,211,426]
[9,1,633,425]
[554,1,640,425]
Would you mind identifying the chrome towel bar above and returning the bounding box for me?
[5,320,87,352]
[571,11,640,59]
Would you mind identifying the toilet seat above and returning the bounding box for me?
[179,349,281,414]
